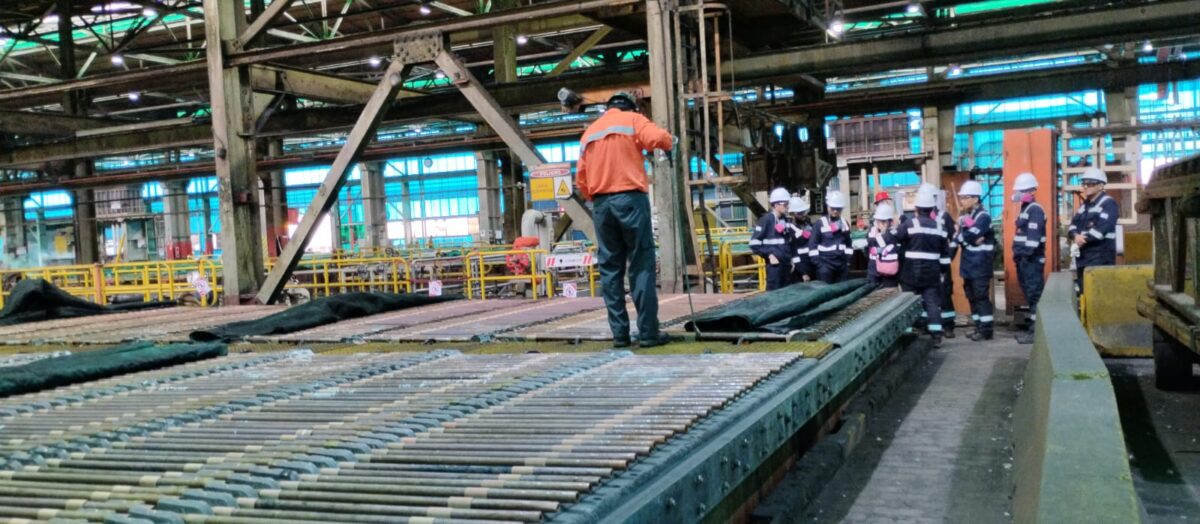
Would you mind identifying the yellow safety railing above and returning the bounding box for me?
[103,259,222,306]
[718,241,766,293]
[0,259,223,308]
[266,255,413,298]
[465,249,552,300]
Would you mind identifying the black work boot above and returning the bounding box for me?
[638,333,672,348]
[1016,329,1035,345]
[612,338,632,349]
[944,325,956,339]
[931,334,943,348]
[969,329,993,342]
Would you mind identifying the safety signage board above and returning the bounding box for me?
[530,163,572,178]
[545,253,594,269]
[554,178,572,199]
[563,282,577,298]
[428,280,443,297]
[530,178,555,201]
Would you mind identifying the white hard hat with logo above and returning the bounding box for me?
[958,180,984,197]
[1081,167,1107,184]
[873,204,895,221]
[788,196,809,214]
[769,187,790,204]
[914,191,937,209]
[917,183,938,196]
[826,190,847,209]
[1013,172,1038,192]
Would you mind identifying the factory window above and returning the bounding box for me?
[23,191,74,221]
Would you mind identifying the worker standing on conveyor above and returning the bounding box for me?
[917,183,958,338]
[809,190,853,284]
[1011,172,1046,345]
[750,188,794,291]
[956,180,996,341]
[787,195,814,283]
[867,204,900,289]
[893,191,949,347]
[1069,167,1119,295]
[574,91,674,349]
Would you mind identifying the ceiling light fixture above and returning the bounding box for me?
[142,7,157,18]
[111,54,125,65]
[516,35,529,45]
[128,91,140,102]
[1142,40,1154,53]
[829,19,845,35]
[906,3,921,15]
[419,3,431,15]
[368,56,382,67]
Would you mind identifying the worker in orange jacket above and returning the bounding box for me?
[575,92,674,348]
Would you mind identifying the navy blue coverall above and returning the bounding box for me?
[809,215,853,284]
[1012,201,1047,327]
[751,212,792,291]
[958,205,996,338]
[1069,191,1119,294]
[893,213,950,337]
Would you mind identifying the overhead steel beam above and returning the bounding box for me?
[733,0,1200,78]
[433,43,595,242]
[0,68,648,167]
[256,39,433,304]
[248,64,424,104]
[226,0,640,66]
[235,0,298,49]
[546,26,612,78]
[0,109,120,135]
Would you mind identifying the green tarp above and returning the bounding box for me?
[684,279,873,333]
[763,281,877,333]
[0,278,174,327]
[190,292,459,342]
[0,341,227,398]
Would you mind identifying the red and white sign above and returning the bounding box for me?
[563,282,578,298]
[545,253,594,269]
[529,163,573,178]
[187,271,212,296]
[428,279,443,297]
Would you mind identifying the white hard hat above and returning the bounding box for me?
[1013,172,1038,192]
[788,196,809,214]
[914,191,937,209]
[1081,167,1107,184]
[769,187,790,204]
[873,203,894,221]
[917,183,938,196]
[958,180,984,197]
[825,190,847,209]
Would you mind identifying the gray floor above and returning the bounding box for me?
[1107,359,1200,523]
[802,331,1028,524]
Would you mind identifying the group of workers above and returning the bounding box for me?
[749,166,1118,347]
[575,90,1118,349]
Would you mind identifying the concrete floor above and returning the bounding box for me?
[1108,359,1200,522]
[801,331,1028,523]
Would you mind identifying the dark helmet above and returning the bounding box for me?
[606,91,638,111]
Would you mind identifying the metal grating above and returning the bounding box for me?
[0,306,283,345]
[0,351,801,523]
[508,293,745,341]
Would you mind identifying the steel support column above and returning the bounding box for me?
[0,197,26,260]
[329,197,344,251]
[262,139,288,257]
[361,160,389,251]
[256,37,435,303]
[921,106,941,186]
[162,179,192,260]
[433,47,595,241]
[206,0,265,304]
[646,0,681,292]
[400,176,414,247]
[491,0,519,84]
[938,106,956,172]
[474,151,502,244]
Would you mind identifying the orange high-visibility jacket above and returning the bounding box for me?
[575,109,673,201]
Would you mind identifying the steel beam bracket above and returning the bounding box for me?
[392,32,446,65]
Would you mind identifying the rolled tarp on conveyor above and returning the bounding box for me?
[0,278,174,327]
[0,341,227,398]
[189,292,459,342]
[684,279,873,333]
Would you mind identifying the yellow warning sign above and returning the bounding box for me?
[555,177,572,199]
[530,178,554,201]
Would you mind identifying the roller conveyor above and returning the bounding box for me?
[0,285,922,522]
[508,293,744,341]
[0,306,282,345]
